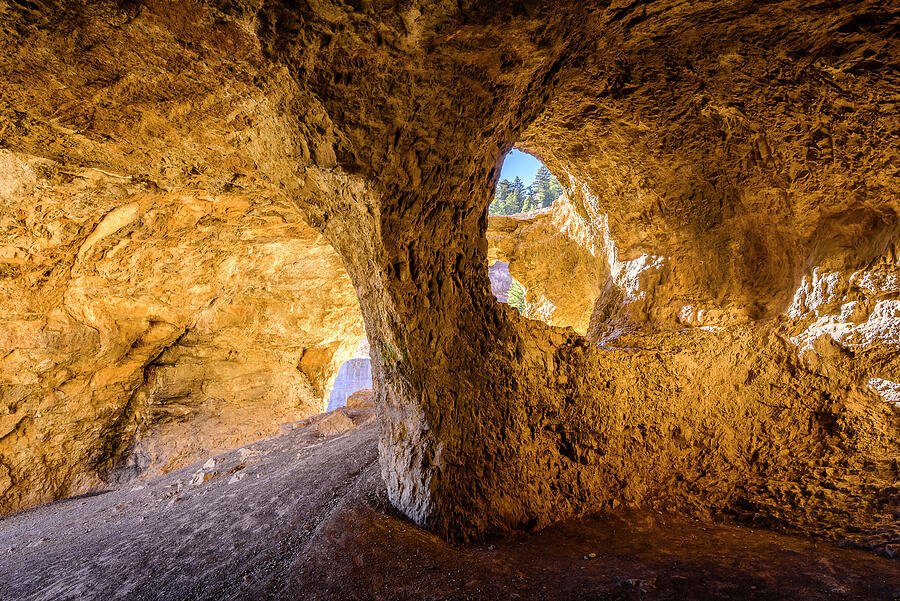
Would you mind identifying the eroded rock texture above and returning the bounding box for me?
[0,0,898,556]
[488,201,606,333]
[0,149,364,513]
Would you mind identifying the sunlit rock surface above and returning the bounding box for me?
[488,202,607,333]
[0,149,364,514]
[0,0,897,563]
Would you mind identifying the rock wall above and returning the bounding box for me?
[488,201,606,333]
[486,183,899,555]
[0,0,897,556]
[0,150,364,513]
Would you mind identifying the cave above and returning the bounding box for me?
[0,1,898,599]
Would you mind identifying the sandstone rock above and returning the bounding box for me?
[0,0,897,557]
[238,448,259,462]
[488,201,607,333]
[315,412,356,438]
[346,390,375,409]
[190,471,218,486]
[0,150,364,515]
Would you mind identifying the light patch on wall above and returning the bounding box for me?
[597,211,666,304]
[787,268,841,318]
[868,378,900,407]
[566,177,667,304]
[528,293,556,323]
[790,299,900,354]
[852,269,899,295]
[786,262,900,357]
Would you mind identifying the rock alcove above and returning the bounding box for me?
[0,0,897,586]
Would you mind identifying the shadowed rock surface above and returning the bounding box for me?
[0,397,897,601]
[0,0,898,573]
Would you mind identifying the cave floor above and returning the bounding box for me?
[0,402,896,601]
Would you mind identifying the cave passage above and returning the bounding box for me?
[0,0,897,568]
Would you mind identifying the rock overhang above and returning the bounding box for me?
[0,0,897,555]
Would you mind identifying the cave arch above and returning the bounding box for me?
[0,0,896,556]
[277,1,899,548]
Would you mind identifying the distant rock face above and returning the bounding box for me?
[327,359,373,411]
[0,150,364,514]
[487,261,512,303]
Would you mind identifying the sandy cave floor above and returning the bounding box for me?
[0,399,897,601]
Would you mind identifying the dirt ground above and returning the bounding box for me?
[0,400,897,601]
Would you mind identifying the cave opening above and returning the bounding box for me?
[488,149,563,216]
[485,149,556,318]
[487,260,526,314]
[485,148,598,330]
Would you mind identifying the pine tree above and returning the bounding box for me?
[533,165,551,188]
[490,168,563,215]
[532,165,551,208]
[506,177,526,214]
[522,184,539,212]
[489,179,511,214]
[547,175,563,205]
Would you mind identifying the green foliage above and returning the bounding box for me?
[378,340,402,367]
[488,165,564,216]
[532,165,554,209]
[488,179,511,214]
[507,280,526,313]
[507,177,526,214]
[547,175,563,202]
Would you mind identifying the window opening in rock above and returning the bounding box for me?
[327,338,372,410]
[487,150,565,318]
[489,150,563,216]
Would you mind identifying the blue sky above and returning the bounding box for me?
[499,149,543,185]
